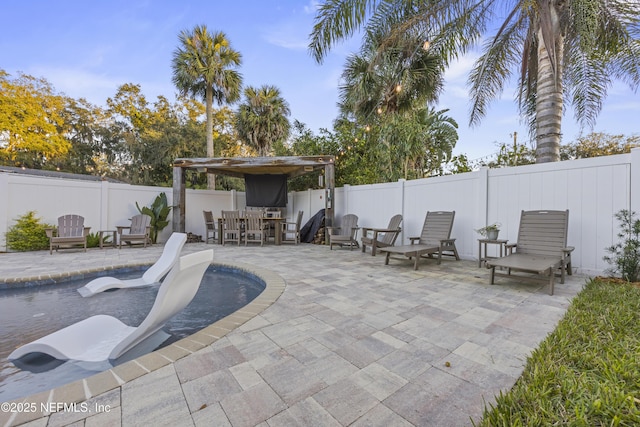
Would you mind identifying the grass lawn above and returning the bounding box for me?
[477,279,640,426]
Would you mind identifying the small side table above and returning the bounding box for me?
[99,230,118,249]
[478,239,508,267]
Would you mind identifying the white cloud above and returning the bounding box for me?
[444,53,478,82]
[30,66,130,106]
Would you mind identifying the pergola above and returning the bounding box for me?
[172,155,335,242]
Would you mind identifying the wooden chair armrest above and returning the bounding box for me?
[563,246,575,254]
[370,228,401,233]
[45,228,56,238]
[409,236,420,245]
[116,226,130,234]
[83,227,91,236]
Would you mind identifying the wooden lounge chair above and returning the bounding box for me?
[379,211,459,270]
[203,210,217,244]
[328,214,360,250]
[9,249,213,364]
[117,214,151,248]
[221,210,243,245]
[361,214,403,256]
[244,210,267,246]
[46,214,91,254]
[281,210,304,244]
[485,210,574,295]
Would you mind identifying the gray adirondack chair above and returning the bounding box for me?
[117,214,151,248]
[46,214,91,254]
[485,210,574,295]
[379,211,459,270]
[361,214,403,256]
[328,214,360,250]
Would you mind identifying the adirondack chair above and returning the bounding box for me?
[244,210,267,246]
[485,210,574,295]
[221,210,243,245]
[379,211,459,270]
[46,214,91,254]
[203,210,217,244]
[281,210,304,244]
[361,214,403,256]
[117,214,151,248]
[10,250,213,364]
[327,214,360,250]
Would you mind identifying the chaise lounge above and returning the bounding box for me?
[77,232,187,297]
[10,249,213,364]
[485,210,574,295]
[379,211,459,270]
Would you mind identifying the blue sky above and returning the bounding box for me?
[2,0,639,162]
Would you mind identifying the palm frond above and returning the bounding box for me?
[309,0,379,63]
[468,8,529,127]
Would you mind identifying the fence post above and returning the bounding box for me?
[631,147,640,214]
[0,173,8,250]
[476,167,490,259]
[100,180,110,230]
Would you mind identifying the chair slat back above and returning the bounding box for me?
[58,215,85,237]
[339,214,358,237]
[380,214,403,245]
[419,211,455,244]
[130,214,151,235]
[516,210,569,257]
[244,210,264,232]
[221,210,242,232]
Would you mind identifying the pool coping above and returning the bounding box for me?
[0,260,286,426]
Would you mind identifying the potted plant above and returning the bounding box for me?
[475,222,501,240]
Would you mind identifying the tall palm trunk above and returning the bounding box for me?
[205,85,215,189]
[535,25,564,163]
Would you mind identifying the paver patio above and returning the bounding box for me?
[0,242,584,426]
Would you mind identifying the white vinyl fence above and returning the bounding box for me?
[2,148,639,275]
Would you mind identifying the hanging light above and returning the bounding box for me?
[422,39,430,51]
[395,84,402,93]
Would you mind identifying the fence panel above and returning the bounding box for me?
[1,151,636,276]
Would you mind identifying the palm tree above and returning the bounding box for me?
[338,29,444,121]
[469,0,640,162]
[309,0,640,163]
[235,85,291,156]
[172,26,242,188]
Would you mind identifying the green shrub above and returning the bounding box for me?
[603,209,640,282]
[86,231,110,248]
[5,211,53,252]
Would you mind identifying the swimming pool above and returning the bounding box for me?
[0,265,265,402]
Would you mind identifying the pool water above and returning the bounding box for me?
[0,266,264,401]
